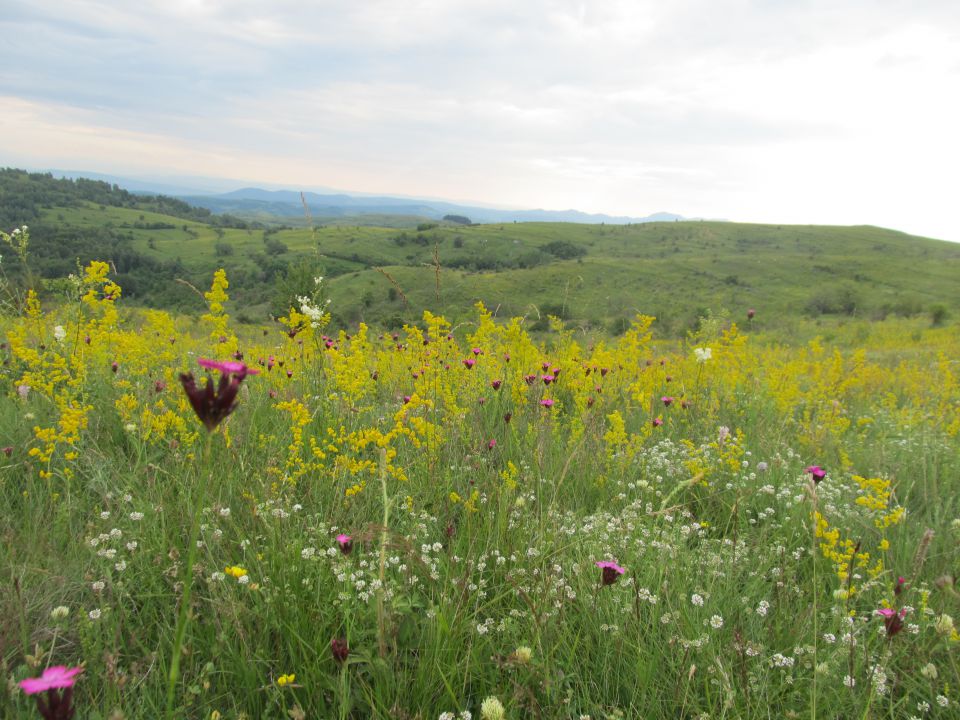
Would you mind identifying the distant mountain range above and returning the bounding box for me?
[43,169,684,225]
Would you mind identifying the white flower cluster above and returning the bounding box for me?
[297,295,330,327]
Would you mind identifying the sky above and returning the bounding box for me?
[2,0,959,240]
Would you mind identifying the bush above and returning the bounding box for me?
[541,240,587,259]
[931,303,949,327]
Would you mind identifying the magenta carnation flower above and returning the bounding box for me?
[179,359,258,431]
[876,607,907,637]
[19,666,83,695]
[197,358,259,377]
[596,561,626,586]
[540,399,555,408]
[336,534,353,555]
[804,465,826,484]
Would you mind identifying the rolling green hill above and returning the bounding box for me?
[3,168,959,335]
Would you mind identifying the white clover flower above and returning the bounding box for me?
[480,696,505,720]
[710,614,724,629]
[935,614,954,636]
[129,511,144,521]
[88,609,102,620]
[50,606,70,620]
[691,593,704,606]
[92,581,105,592]
[937,695,949,708]
[114,560,126,572]
[126,541,138,551]
[843,675,856,688]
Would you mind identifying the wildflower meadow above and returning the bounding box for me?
[2,248,960,718]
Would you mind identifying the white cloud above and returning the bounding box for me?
[1,0,959,239]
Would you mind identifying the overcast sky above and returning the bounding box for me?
[2,0,959,239]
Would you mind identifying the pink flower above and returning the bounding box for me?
[336,534,353,555]
[661,396,674,407]
[462,358,476,369]
[652,417,663,427]
[596,561,626,586]
[180,359,258,432]
[19,666,83,694]
[542,362,551,371]
[198,358,259,377]
[805,465,827,484]
[524,374,537,385]
[540,399,555,408]
[876,607,907,637]
[747,308,756,320]
[487,439,497,450]
[472,347,482,355]
[541,375,555,385]
[491,379,502,390]
[894,576,907,596]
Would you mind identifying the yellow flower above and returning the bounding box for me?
[276,673,295,687]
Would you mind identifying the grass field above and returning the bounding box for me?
[27,202,960,334]
[2,255,960,718]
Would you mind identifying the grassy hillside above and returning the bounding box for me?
[4,169,959,334]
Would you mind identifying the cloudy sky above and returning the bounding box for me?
[2,0,959,239]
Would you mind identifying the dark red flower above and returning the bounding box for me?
[179,359,257,431]
[877,607,906,638]
[331,637,350,663]
[805,466,827,484]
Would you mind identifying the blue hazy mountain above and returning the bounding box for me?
[40,169,684,224]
